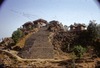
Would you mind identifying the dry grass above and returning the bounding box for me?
[14,28,39,48]
[0,49,100,68]
[15,33,33,48]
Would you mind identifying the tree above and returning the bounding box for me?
[73,45,86,59]
[94,24,100,56]
[87,20,97,45]
[12,29,23,43]
[86,20,100,56]
[96,24,100,40]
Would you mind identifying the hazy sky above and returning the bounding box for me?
[0,0,100,39]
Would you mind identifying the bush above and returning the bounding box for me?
[12,29,23,43]
[73,45,86,59]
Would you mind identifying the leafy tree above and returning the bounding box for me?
[94,24,100,56]
[96,24,100,40]
[12,29,23,43]
[87,20,100,46]
[87,20,97,44]
[73,45,86,59]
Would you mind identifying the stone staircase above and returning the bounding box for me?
[19,27,54,59]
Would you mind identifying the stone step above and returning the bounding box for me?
[19,27,54,59]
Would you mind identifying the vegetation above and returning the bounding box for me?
[53,31,76,52]
[1,19,99,56]
[73,45,86,59]
[96,24,100,40]
[12,28,23,43]
[87,20,98,44]
[0,19,100,68]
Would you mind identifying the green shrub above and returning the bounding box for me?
[73,45,86,59]
[12,29,23,43]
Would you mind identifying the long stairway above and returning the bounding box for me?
[19,27,54,59]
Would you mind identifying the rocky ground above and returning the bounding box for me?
[0,49,100,68]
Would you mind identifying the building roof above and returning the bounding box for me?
[33,19,48,24]
[23,22,33,26]
[70,23,86,27]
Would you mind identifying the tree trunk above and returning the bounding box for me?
[68,43,70,51]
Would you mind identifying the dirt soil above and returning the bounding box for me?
[0,49,100,68]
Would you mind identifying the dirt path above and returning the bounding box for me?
[0,49,98,68]
[0,49,66,62]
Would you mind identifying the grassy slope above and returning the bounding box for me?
[15,28,38,48]
[16,33,33,48]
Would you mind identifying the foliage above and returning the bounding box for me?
[87,20,98,44]
[73,45,86,59]
[12,29,23,43]
[93,24,100,56]
[73,30,88,46]
[53,31,76,52]
[96,24,100,40]
[94,41,100,56]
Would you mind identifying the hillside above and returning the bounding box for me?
[19,27,54,59]
[0,19,100,68]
